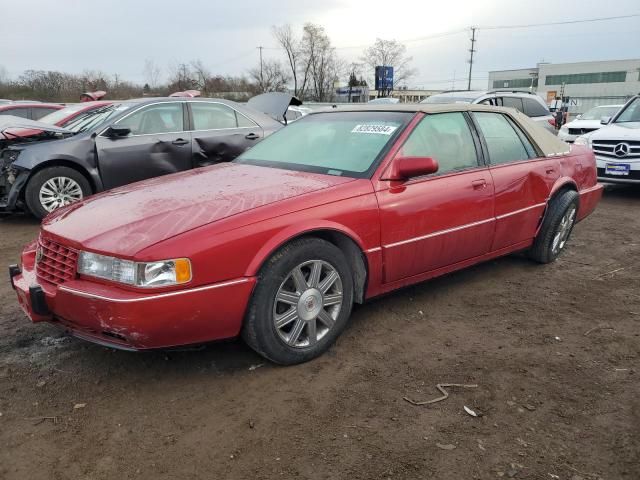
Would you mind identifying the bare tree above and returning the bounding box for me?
[167,62,197,92]
[273,24,305,98]
[300,23,340,102]
[0,65,8,84]
[361,38,417,88]
[143,59,162,90]
[190,59,210,93]
[249,60,290,93]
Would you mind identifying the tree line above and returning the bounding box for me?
[0,23,415,103]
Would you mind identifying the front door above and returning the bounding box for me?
[376,112,495,283]
[188,102,264,167]
[95,102,192,189]
[471,111,560,251]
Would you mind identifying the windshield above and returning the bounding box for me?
[37,104,87,125]
[63,103,133,133]
[614,98,640,123]
[580,105,621,121]
[421,95,476,104]
[235,111,412,178]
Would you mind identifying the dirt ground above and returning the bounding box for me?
[0,186,638,480]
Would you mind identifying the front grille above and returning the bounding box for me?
[592,139,640,159]
[36,237,78,285]
[597,167,640,181]
[568,127,597,136]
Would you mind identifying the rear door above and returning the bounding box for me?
[471,111,560,251]
[376,112,495,283]
[188,102,263,167]
[95,102,192,189]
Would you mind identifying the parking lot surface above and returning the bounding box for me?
[0,186,638,480]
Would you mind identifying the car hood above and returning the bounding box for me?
[564,119,603,130]
[42,163,355,257]
[0,115,71,137]
[589,122,640,140]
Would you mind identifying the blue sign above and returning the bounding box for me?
[375,66,394,91]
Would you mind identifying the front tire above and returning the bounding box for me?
[25,166,92,219]
[528,190,579,264]
[242,238,354,365]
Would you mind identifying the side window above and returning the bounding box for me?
[32,107,59,120]
[116,103,184,135]
[522,98,549,117]
[474,112,532,165]
[501,96,524,112]
[236,111,258,128]
[192,103,238,130]
[399,112,479,174]
[4,107,30,118]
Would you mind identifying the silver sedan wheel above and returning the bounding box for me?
[551,205,576,255]
[39,176,84,212]
[273,260,343,348]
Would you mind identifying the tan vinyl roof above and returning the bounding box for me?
[313,104,570,157]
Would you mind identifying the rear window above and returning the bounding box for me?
[522,97,550,117]
[235,111,412,178]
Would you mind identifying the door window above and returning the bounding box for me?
[501,96,524,112]
[116,103,184,135]
[31,107,59,120]
[3,107,30,118]
[191,103,239,130]
[398,112,479,174]
[474,112,533,164]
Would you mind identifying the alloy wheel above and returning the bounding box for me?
[39,176,84,212]
[272,260,343,348]
[551,206,576,255]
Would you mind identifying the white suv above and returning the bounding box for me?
[558,104,623,143]
[576,95,640,184]
[421,90,555,132]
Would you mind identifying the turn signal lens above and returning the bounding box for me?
[174,258,192,284]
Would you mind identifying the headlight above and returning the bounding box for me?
[574,135,592,147]
[560,125,568,133]
[78,251,192,287]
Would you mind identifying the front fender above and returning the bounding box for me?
[244,220,369,277]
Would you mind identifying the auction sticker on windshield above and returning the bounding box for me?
[605,163,630,176]
[351,124,398,135]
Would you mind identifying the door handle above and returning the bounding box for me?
[471,179,487,190]
[172,138,189,146]
[245,132,260,140]
[545,167,556,174]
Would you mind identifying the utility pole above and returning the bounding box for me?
[467,27,477,90]
[257,46,264,91]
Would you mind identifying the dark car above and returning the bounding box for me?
[0,102,63,121]
[1,97,283,218]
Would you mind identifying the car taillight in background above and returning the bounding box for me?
[548,118,556,127]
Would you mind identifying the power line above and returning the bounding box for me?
[481,13,640,30]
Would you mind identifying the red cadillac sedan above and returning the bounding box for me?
[10,104,603,364]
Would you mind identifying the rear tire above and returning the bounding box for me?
[25,166,92,219]
[242,238,354,365]
[528,190,579,264]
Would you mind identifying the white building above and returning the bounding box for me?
[489,59,640,115]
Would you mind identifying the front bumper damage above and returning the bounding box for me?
[0,163,29,211]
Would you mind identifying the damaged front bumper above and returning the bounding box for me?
[0,158,29,211]
[10,242,257,351]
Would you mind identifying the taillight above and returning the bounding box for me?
[548,118,556,127]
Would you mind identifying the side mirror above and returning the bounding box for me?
[600,116,611,125]
[384,156,439,181]
[104,125,131,138]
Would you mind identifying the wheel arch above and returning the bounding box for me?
[535,179,579,235]
[246,223,370,304]
[25,159,98,194]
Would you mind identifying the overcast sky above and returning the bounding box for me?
[2,0,639,90]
